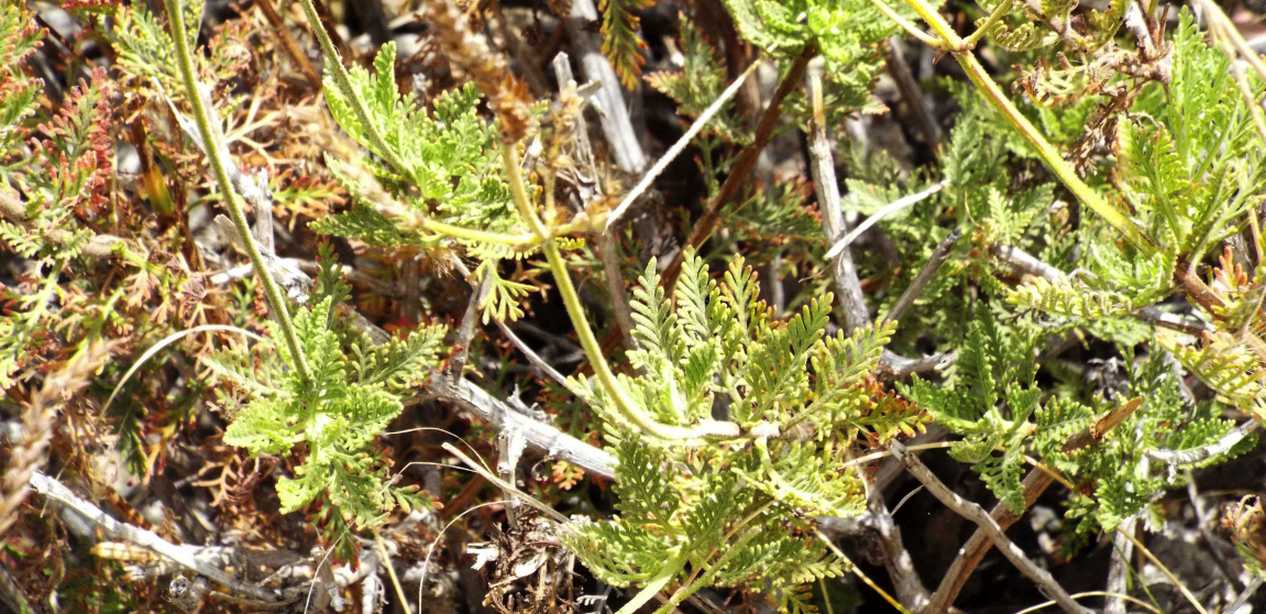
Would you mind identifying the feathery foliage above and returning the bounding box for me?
[0,61,119,389]
[599,0,655,89]
[317,44,521,247]
[567,250,919,609]
[901,307,1042,513]
[210,264,445,536]
[0,4,40,157]
[1119,13,1265,258]
[721,0,918,111]
[1038,352,1242,533]
[644,13,749,144]
[10,0,1266,610]
[314,41,543,322]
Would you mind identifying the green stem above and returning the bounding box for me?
[615,556,684,614]
[499,142,740,445]
[417,216,591,248]
[656,529,760,613]
[164,0,311,383]
[867,0,943,49]
[898,0,1155,253]
[296,0,411,178]
[419,218,539,247]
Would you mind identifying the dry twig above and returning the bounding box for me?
[890,442,1093,614]
[925,397,1144,611]
[28,471,288,605]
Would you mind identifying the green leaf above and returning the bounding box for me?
[350,324,447,393]
[224,397,297,456]
[720,0,905,111]
[321,44,522,245]
[599,0,655,88]
[645,13,750,144]
[212,293,439,533]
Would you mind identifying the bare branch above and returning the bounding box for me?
[866,485,931,609]
[992,243,1064,281]
[604,61,760,231]
[494,319,573,390]
[425,377,616,480]
[1104,514,1136,614]
[28,471,287,605]
[885,37,942,151]
[1187,477,1246,592]
[327,285,615,480]
[448,265,494,378]
[890,442,1093,614]
[254,0,322,87]
[1228,576,1263,613]
[824,180,947,262]
[1146,420,1258,466]
[1135,307,1212,336]
[1108,430,1147,614]
[879,350,955,379]
[0,558,31,614]
[594,234,636,349]
[562,0,646,174]
[885,228,962,324]
[805,57,953,379]
[805,56,869,332]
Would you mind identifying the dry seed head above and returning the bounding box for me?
[0,340,114,539]
[545,83,585,162]
[426,0,533,144]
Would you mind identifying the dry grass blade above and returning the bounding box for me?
[604,60,761,231]
[101,324,264,419]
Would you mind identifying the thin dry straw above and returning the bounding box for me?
[604,60,762,232]
[102,324,264,419]
[824,179,947,260]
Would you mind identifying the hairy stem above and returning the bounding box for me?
[897,0,1154,253]
[296,0,410,177]
[164,0,311,384]
[499,142,739,444]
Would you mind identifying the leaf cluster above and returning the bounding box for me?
[1037,351,1242,534]
[721,0,913,111]
[568,250,922,607]
[209,269,446,532]
[314,42,539,323]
